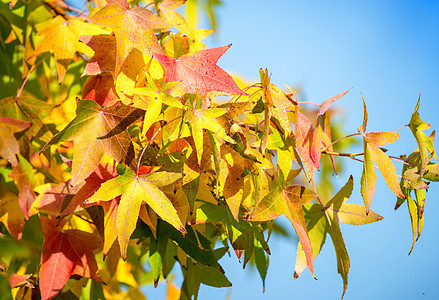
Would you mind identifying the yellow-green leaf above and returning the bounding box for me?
[85,168,185,259]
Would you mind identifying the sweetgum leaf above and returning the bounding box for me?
[41,100,143,186]
[186,105,235,165]
[0,96,54,142]
[251,183,316,278]
[360,140,377,213]
[30,16,109,82]
[85,167,184,259]
[80,35,116,77]
[153,45,246,97]
[0,191,26,240]
[9,155,44,220]
[0,117,31,166]
[409,96,434,176]
[295,112,320,180]
[88,0,171,75]
[39,217,102,300]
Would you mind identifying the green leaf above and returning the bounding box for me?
[409,96,434,176]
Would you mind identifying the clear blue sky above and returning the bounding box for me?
[192,1,439,299]
[70,0,439,299]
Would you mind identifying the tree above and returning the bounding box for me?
[0,0,437,299]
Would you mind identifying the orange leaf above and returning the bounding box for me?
[88,0,171,75]
[31,16,109,82]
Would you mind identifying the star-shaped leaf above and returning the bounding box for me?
[0,118,31,166]
[88,0,171,75]
[294,176,382,297]
[30,16,110,82]
[41,100,143,186]
[358,98,404,212]
[250,181,316,278]
[80,34,116,77]
[0,191,26,240]
[153,45,246,97]
[0,96,54,142]
[39,217,102,300]
[84,167,185,259]
[186,103,235,165]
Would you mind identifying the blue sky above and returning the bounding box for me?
[148,1,439,299]
[192,1,439,299]
[68,0,439,299]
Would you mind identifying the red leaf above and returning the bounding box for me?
[295,112,320,179]
[153,45,246,97]
[82,73,119,107]
[80,35,116,77]
[39,217,102,300]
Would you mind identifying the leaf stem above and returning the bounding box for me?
[298,101,321,107]
[321,133,361,152]
[137,127,162,175]
[395,124,408,133]
[17,54,51,98]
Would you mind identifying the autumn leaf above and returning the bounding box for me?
[185,101,235,165]
[82,73,119,106]
[0,96,54,142]
[9,155,44,220]
[264,83,296,135]
[153,45,246,98]
[217,145,247,220]
[0,118,31,166]
[41,100,143,186]
[251,182,316,278]
[317,90,350,117]
[359,99,404,212]
[80,34,116,77]
[157,0,193,39]
[39,217,102,300]
[88,0,171,75]
[295,112,320,180]
[191,201,269,262]
[84,167,185,259]
[30,15,109,82]
[409,96,436,176]
[0,191,26,240]
[133,72,183,133]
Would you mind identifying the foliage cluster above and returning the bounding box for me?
[0,0,437,299]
